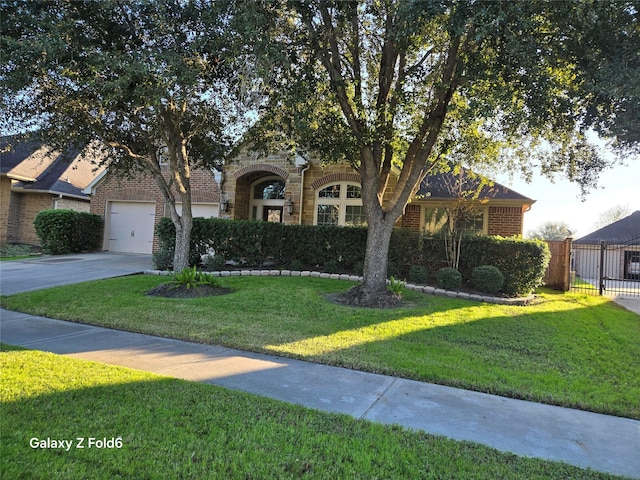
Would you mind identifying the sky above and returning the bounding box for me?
[495,160,639,239]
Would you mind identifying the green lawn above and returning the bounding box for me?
[0,345,624,479]
[2,275,639,420]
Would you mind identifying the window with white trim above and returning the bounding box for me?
[315,182,366,226]
[423,206,486,235]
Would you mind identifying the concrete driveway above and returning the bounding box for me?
[0,252,152,295]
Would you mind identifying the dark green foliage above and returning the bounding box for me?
[156,217,549,296]
[457,236,550,296]
[388,228,423,275]
[203,254,226,271]
[152,249,173,271]
[437,267,462,290]
[471,265,504,294]
[409,265,429,284]
[156,217,368,271]
[33,209,103,254]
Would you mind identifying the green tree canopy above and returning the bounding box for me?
[527,222,574,241]
[245,0,639,305]
[1,0,256,270]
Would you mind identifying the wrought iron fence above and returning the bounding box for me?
[570,235,640,298]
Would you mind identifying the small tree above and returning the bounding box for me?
[1,1,256,271]
[435,165,492,270]
[527,222,574,241]
[592,205,632,231]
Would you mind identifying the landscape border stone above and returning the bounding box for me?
[144,269,535,306]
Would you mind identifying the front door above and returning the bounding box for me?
[263,206,283,223]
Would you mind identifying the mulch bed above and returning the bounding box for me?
[146,283,233,299]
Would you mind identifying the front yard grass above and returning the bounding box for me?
[1,345,624,479]
[2,275,639,420]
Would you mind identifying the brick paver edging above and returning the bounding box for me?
[144,269,535,306]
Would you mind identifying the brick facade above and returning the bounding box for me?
[7,191,54,245]
[0,177,11,243]
[89,165,219,251]
[401,204,421,230]
[487,206,524,237]
[90,150,531,253]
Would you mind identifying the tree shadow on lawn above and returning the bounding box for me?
[270,298,640,420]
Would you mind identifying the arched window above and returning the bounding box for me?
[315,182,366,226]
[253,179,285,200]
[250,177,286,222]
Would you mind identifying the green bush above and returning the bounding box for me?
[457,236,550,296]
[388,276,406,297]
[156,217,368,270]
[34,209,103,254]
[437,267,462,290]
[203,254,226,271]
[409,265,429,284]
[155,217,548,296]
[472,265,504,294]
[152,249,173,271]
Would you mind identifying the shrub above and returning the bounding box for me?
[457,236,550,296]
[203,254,226,271]
[388,276,406,297]
[34,209,103,254]
[472,265,504,294]
[72,212,104,253]
[288,259,304,271]
[437,267,462,290]
[155,217,548,296]
[152,249,173,271]
[409,265,429,284]
[324,259,339,273]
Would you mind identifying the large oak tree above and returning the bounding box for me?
[248,0,639,306]
[1,0,254,270]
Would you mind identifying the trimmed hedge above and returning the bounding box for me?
[472,265,505,294]
[156,217,550,296]
[34,209,103,254]
[437,267,462,290]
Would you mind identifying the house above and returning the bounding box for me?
[84,165,221,254]
[0,138,105,245]
[86,147,535,254]
[572,211,640,281]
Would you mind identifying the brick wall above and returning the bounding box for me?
[90,166,219,251]
[8,192,53,245]
[0,177,11,243]
[401,204,421,230]
[53,198,90,212]
[487,206,524,236]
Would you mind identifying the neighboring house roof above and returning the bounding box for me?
[0,137,105,200]
[415,168,535,204]
[574,211,640,245]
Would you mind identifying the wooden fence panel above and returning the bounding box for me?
[544,238,572,291]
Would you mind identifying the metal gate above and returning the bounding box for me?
[570,235,640,297]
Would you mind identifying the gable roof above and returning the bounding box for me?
[0,137,105,200]
[415,168,535,203]
[574,211,640,245]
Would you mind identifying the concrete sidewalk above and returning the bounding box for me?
[2,307,638,478]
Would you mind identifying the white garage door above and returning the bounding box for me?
[107,202,155,254]
[176,203,219,218]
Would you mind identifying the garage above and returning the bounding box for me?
[175,203,219,218]
[107,201,156,254]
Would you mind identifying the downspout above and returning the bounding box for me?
[295,155,310,225]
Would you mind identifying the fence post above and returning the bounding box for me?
[599,240,606,295]
[563,237,572,291]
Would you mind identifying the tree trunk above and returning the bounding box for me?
[172,214,192,272]
[341,217,401,308]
